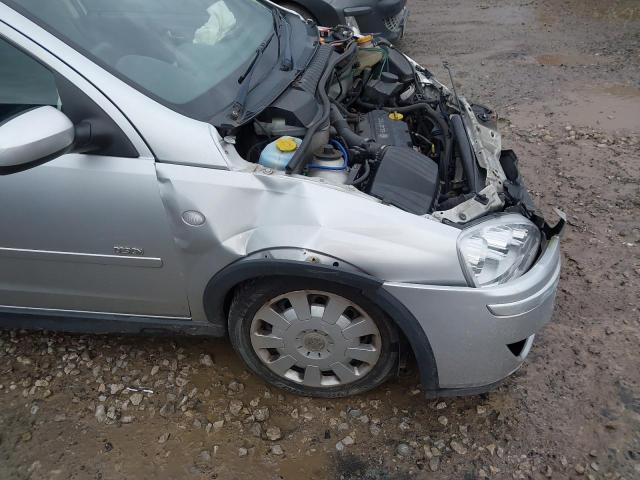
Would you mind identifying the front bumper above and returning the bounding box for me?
[383,236,561,392]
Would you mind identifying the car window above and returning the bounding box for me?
[8,0,274,118]
[0,37,60,123]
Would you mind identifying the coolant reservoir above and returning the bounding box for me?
[258,136,302,170]
[356,35,383,75]
[308,144,348,184]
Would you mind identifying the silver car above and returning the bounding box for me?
[0,0,563,398]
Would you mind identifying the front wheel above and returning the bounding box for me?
[228,278,399,397]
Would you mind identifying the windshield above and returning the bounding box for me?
[9,0,275,118]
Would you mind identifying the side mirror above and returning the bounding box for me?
[0,106,75,175]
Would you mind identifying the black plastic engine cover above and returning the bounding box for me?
[363,72,404,105]
[367,146,439,215]
[386,48,415,84]
[358,110,412,148]
[255,45,333,128]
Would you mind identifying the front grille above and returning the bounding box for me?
[383,9,406,33]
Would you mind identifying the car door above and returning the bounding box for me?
[0,34,191,319]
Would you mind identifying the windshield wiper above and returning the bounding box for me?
[228,33,275,122]
[273,9,293,71]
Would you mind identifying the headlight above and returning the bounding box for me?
[457,214,541,287]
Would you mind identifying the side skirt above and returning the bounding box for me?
[0,305,226,337]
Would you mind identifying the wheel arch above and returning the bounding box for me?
[203,257,440,392]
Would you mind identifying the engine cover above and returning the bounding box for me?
[357,110,412,148]
[367,146,439,215]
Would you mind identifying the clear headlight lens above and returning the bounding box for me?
[457,214,541,287]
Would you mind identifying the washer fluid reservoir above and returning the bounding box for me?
[258,136,302,170]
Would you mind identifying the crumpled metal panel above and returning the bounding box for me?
[155,164,466,322]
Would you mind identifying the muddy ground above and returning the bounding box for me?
[1,0,639,479]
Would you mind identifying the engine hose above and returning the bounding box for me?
[356,100,452,191]
[286,42,357,174]
[350,160,371,185]
[330,98,358,120]
[329,104,371,148]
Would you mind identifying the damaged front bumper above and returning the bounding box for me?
[383,235,561,395]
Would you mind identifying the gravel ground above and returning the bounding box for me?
[1,1,639,479]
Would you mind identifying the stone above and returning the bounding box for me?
[110,384,124,395]
[270,445,284,455]
[159,402,175,417]
[450,440,467,455]
[437,416,448,426]
[197,450,211,463]
[253,407,269,422]
[396,443,412,457]
[435,402,447,410]
[265,426,282,441]
[228,381,244,394]
[200,354,214,367]
[228,399,243,416]
[429,457,439,472]
[342,435,354,446]
[249,422,262,438]
[238,447,248,457]
[369,424,381,436]
[213,420,224,430]
[476,405,487,415]
[106,406,117,420]
[130,393,143,406]
[158,433,170,444]
[95,404,107,423]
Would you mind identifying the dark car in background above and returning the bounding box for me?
[276,0,407,41]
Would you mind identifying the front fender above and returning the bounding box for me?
[156,164,466,321]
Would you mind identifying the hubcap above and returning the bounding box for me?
[249,290,382,388]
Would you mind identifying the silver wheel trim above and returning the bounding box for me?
[249,290,382,388]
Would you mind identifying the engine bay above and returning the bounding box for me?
[224,25,539,225]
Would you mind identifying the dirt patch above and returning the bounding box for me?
[1,0,640,479]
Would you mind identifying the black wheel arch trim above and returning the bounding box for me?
[203,258,440,391]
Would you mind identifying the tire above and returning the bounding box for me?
[228,277,399,398]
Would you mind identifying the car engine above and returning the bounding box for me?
[229,25,539,225]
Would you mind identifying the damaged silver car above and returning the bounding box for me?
[0,0,563,397]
